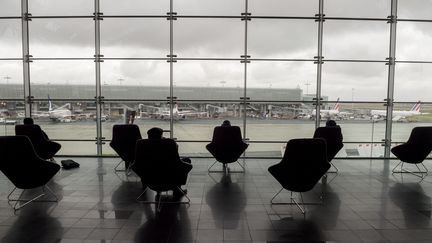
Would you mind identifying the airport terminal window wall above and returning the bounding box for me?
[0,0,431,158]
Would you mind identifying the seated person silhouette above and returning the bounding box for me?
[325,119,343,141]
[132,127,192,198]
[312,119,344,172]
[16,117,61,161]
[206,120,248,172]
[24,117,49,139]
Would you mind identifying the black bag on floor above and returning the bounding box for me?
[61,159,80,169]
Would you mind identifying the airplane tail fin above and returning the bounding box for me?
[48,95,53,111]
[411,101,421,112]
[333,98,340,111]
[173,103,179,113]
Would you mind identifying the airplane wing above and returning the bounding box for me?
[179,110,208,117]
[392,116,403,121]
[32,111,50,118]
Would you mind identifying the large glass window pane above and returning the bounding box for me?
[0,101,23,136]
[101,0,169,15]
[325,0,390,18]
[30,60,95,99]
[177,142,210,157]
[249,20,317,59]
[246,142,286,158]
[395,63,432,102]
[173,102,238,141]
[0,20,22,58]
[173,61,244,100]
[398,0,432,20]
[33,100,97,156]
[248,61,316,93]
[101,18,169,58]
[29,0,93,16]
[57,141,97,156]
[391,103,432,157]
[396,22,432,61]
[322,62,388,102]
[174,19,243,58]
[318,102,386,158]
[0,61,23,98]
[0,0,21,17]
[101,60,170,99]
[245,102,316,142]
[323,20,389,60]
[249,0,317,17]
[174,0,243,16]
[102,101,171,156]
[29,19,94,58]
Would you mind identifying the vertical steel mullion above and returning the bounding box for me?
[315,0,324,129]
[21,0,31,117]
[94,0,103,155]
[242,0,249,140]
[169,0,174,139]
[384,0,398,157]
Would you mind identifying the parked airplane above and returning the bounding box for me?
[48,98,73,122]
[311,98,341,118]
[33,96,73,122]
[139,103,208,120]
[370,101,424,121]
[0,117,17,125]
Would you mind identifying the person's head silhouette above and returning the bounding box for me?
[147,127,163,139]
[23,117,34,125]
[221,120,231,127]
[326,119,337,127]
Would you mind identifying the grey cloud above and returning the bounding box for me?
[248,19,317,58]
[324,0,391,18]
[29,18,94,47]
[29,0,93,16]
[398,0,432,19]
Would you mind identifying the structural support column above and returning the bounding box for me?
[94,0,103,155]
[241,0,251,140]
[168,0,176,139]
[21,0,31,117]
[314,0,324,128]
[384,0,398,157]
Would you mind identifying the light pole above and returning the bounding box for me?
[304,82,311,95]
[351,88,355,109]
[4,76,11,84]
[117,77,124,86]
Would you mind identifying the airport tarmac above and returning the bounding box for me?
[1,118,430,157]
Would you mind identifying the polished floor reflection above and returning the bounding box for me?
[1,158,432,242]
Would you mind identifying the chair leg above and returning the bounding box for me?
[392,161,428,178]
[114,160,126,172]
[137,186,190,209]
[125,161,135,176]
[208,161,245,173]
[7,185,58,211]
[271,188,319,215]
[207,161,218,173]
[270,188,284,204]
[291,192,306,215]
[327,162,339,173]
[136,187,149,202]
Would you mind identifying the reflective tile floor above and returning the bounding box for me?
[1,158,432,243]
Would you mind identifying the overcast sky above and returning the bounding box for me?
[0,0,431,101]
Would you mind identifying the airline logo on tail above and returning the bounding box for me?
[411,101,421,112]
[48,95,53,111]
[332,98,340,111]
